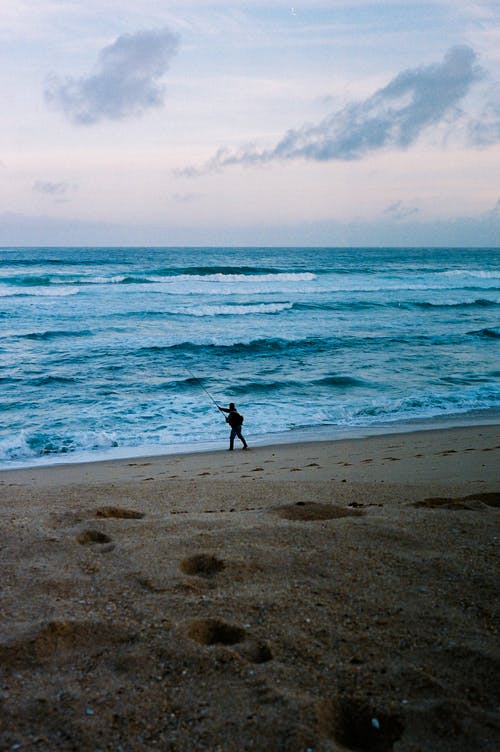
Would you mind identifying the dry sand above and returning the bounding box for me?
[0,425,499,751]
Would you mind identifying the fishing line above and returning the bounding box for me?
[184,366,227,420]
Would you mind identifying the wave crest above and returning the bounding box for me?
[172,302,293,317]
[17,330,92,342]
[468,328,500,339]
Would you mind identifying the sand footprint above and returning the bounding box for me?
[180,553,225,577]
[187,618,245,646]
[76,529,112,545]
[317,694,404,750]
[187,618,273,663]
[413,492,499,510]
[274,501,363,521]
[235,639,273,664]
[95,506,144,519]
[470,492,500,505]
[182,557,273,663]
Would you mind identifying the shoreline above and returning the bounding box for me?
[1,411,499,474]
[1,423,498,488]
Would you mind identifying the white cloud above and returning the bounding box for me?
[181,45,495,175]
[44,28,180,125]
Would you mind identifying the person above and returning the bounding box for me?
[218,402,248,450]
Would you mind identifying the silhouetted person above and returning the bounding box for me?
[218,402,248,450]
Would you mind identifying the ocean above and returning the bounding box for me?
[0,246,499,469]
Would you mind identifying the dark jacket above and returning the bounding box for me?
[226,410,243,428]
[219,405,244,427]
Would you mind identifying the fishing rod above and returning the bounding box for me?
[184,366,227,419]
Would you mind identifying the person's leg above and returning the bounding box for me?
[236,427,248,448]
[229,427,236,450]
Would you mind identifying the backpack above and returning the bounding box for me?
[227,411,244,427]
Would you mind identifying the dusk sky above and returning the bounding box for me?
[1,0,499,246]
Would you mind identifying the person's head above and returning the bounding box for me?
[229,402,235,410]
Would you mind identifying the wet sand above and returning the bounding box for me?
[0,425,499,751]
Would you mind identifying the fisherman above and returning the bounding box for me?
[218,402,248,450]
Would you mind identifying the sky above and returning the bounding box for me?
[1,0,499,247]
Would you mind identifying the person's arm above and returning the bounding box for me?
[218,406,230,413]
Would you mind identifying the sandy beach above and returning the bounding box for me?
[0,424,499,751]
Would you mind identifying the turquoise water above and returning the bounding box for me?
[0,246,498,467]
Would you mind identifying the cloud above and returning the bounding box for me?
[466,87,500,145]
[181,45,491,176]
[33,180,78,203]
[44,28,180,125]
[383,201,419,221]
[33,180,74,196]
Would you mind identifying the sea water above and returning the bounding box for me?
[0,246,498,468]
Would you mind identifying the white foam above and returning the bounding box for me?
[0,285,79,297]
[169,302,293,316]
[153,272,316,283]
[84,275,127,284]
[443,269,500,279]
[123,276,318,296]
